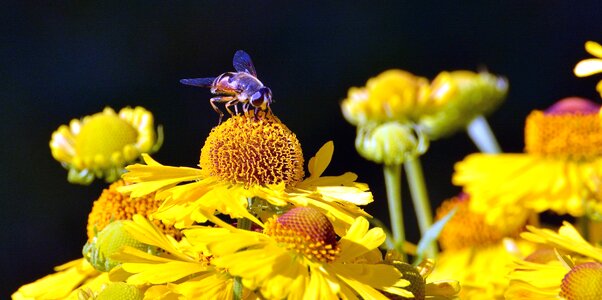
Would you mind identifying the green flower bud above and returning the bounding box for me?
[355,122,428,165]
[83,220,157,272]
[419,71,508,140]
[96,283,144,300]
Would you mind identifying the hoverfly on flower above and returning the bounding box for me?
[180,50,273,122]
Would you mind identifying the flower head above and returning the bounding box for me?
[419,70,508,139]
[574,40,602,98]
[120,112,372,235]
[341,70,431,126]
[50,106,162,185]
[186,208,412,299]
[428,194,532,299]
[454,98,602,225]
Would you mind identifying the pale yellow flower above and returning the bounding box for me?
[49,106,162,184]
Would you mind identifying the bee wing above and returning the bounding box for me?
[232,50,257,76]
[179,77,216,87]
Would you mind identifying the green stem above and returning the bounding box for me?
[466,115,501,154]
[404,156,437,258]
[233,217,252,300]
[383,164,407,260]
[233,277,243,300]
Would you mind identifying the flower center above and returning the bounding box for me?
[75,113,139,167]
[560,262,602,300]
[525,98,602,160]
[199,112,305,187]
[264,207,340,263]
[436,194,521,250]
[87,180,181,241]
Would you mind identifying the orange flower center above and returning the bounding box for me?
[86,180,181,241]
[436,194,521,250]
[199,112,305,187]
[560,262,602,300]
[264,207,340,263]
[525,98,602,160]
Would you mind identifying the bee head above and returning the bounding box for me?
[250,87,272,109]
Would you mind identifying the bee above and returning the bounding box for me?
[180,50,273,122]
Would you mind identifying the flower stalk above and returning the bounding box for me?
[404,156,437,258]
[383,163,407,261]
[466,115,501,153]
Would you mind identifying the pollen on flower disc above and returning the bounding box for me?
[525,97,602,160]
[86,180,181,241]
[199,112,305,187]
[264,207,340,263]
[560,262,602,300]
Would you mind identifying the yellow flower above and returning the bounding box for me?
[50,106,162,185]
[110,215,257,300]
[428,195,533,299]
[185,207,412,299]
[506,222,602,299]
[419,70,508,139]
[574,40,602,98]
[120,112,372,235]
[11,258,105,300]
[453,98,602,227]
[341,69,431,126]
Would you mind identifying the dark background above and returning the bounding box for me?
[2,1,602,297]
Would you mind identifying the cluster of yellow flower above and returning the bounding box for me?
[13,40,602,299]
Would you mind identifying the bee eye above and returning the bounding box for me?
[251,91,264,106]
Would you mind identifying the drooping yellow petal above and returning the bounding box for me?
[123,215,193,262]
[522,222,602,262]
[307,141,334,179]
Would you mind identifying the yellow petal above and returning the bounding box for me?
[586,40,602,58]
[307,141,334,178]
[574,59,602,77]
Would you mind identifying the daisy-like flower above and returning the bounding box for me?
[184,207,413,299]
[453,97,602,227]
[506,222,602,299]
[119,112,372,235]
[574,40,602,98]
[50,106,162,185]
[427,194,533,299]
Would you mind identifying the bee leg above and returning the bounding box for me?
[210,96,236,123]
[224,98,240,116]
[254,107,259,120]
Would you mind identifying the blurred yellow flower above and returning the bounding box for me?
[574,40,602,98]
[341,69,431,126]
[454,98,602,226]
[506,222,602,299]
[428,195,533,299]
[50,106,162,185]
[120,112,372,235]
[419,70,508,140]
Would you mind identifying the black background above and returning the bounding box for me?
[2,1,602,297]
